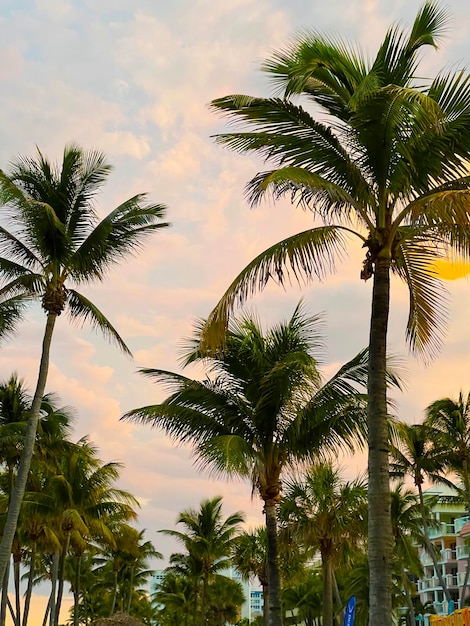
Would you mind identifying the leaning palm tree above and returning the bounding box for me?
[0,144,169,584]
[123,302,374,626]
[161,496,244,626]
[203,4,470,622]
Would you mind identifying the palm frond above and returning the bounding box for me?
[393,235,449,358]
[371,1,449,86]
[246,167,374,229]
[66,289,132,356]
[0,294,30,342]
[211,96,371,199]
[71,196,169,281]
[200,226,347,350]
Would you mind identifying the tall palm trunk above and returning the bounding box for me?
[321,548,334,626]
[126,565,135,614]
[23,541,37,626]
[0,565,10,626]
[109,570,118,616]
[73,554,82,626]
[264,498,282,626]
[367,256,393,626]
[13,547,21,626]
[49,548,60,626]
[0,314,57,587]
[54,530,71,626]
[416,483,451,601]
[262,582,269,626]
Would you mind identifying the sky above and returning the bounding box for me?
[1,0,470,621]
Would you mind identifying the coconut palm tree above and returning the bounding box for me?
[425,391,470,599]
[390,421,453,601]
[232,528,269,625]
[0,144,169,584]
[203,5,470,621]
[390,483,427,626]
[161,496,244,626]
[46,438,138,626]
[123,302,376,626]
[280,462,367,626]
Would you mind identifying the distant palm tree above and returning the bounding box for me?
[232,528,269,625]
[425,392,470,599]
[280,462,367,626]
[46,438,138,626]
[390,421,453,601]
[161,496,244,626]
[123,302,374,626]
[0,144,169,583]
[390,483,427,626]
[203,5,470,621]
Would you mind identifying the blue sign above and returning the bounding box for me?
[344,595,356,626]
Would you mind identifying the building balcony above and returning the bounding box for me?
[438,548,457,563]
[455,517,470,534]
[417,574,459,592]
[429,523,456,539]
[457,545,470,559]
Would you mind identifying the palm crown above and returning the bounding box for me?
[207,2,470,356]
[0,144,169,351]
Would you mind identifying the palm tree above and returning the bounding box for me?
[0,374,30,623]
[161,496,244,626]
[390,483,427,626]
[425,391,470,599]
[232,528,269,625]
[123,302,373,626]
[0,144,169,584]
[202,5,470,621]
[46,438,138,626]
[390,421,453,601]
[280,462,367,626]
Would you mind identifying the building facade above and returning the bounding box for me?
[416,485,468,616]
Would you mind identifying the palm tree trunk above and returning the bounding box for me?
[49,548,60,626]
[126,565,135,614]
[13,553,21,626]
[73,554,82,626]
[42,596,51,626]
[109,570,118,616]
[417,483,451,601]
[332,572,343,624]
[367,255,393,626]
[321,549,334,626]
[0,313,57,588]
[23,541,37,626]
[262,582,269,626]
[264,497,282,626]
[54,531,71,626]
[0,564,10,626]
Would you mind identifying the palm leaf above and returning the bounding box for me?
[71,196,169,281]
[393,234,449,359]
[66,289,132,356]
[200,226,347,350]
[0,294,30,342]
[211,96,370,198]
